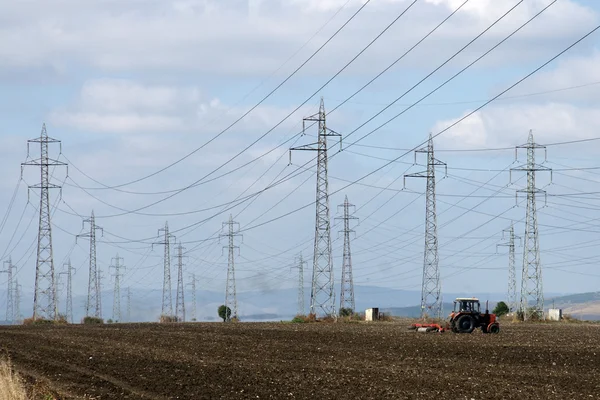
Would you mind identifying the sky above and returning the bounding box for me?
[1,0,600,319]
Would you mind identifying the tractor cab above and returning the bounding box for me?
[453,298,481,314]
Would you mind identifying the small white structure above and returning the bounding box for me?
[365,308,379,322]
[548,309,563,321]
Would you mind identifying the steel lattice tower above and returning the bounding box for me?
[1,257,15,323]
[221,215,241,321]
[78,211,103,318]
[187,273,197,322]
[292,254,306,315]
[175,242,186,322]
[290,98,341,317]
[97,269,104,319]
[511,130,551,321]
[14,280,21,323]
[21,123,67,321]
[110,254,125,322]
[59,260,76,323]
[497,223,521,314]
[335,196,358,314]
[125,287,131,322]
[156,222,175,317]
[405,134,447,320]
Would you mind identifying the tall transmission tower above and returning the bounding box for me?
[497,223,521,314]
[59,260,76,323]
[292,254,306,316]
[21,123,67,321]
[97,269,104,319]
[14,280,21,324]
[187,273,197,322]
[220,215,241,321]
[175,242,186,322]
[335,196,358,314]
[155,222,175,317]
[77,211,103,318]
[405,134,447,320]
[290,98,342,317]
[125,287,131,322]
[1,257,15,323]
[511,130,552,321]
[110,254,125,322]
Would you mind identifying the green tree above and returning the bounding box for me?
[218,305,232,322]
[493,301,510,317]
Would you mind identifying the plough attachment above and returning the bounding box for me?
[408,323,447,333]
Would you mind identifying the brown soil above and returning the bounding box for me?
[0,321,599,399]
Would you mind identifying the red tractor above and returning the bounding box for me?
[449,298,500,334]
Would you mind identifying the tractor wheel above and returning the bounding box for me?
[450,321,459,333]
[456,314,475,334]
[488,323,500,334]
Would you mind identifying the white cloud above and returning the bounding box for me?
[432,102,600,148]
[0,0,595,75]
[79,79,200,113]
[50,112,185,134]
[49,78,321,135]
[509,50,600,103]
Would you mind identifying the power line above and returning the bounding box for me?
[67,0,372,192]
[62,0,419,218]
[238,6,598,234]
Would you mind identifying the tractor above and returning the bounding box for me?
[408,297,500,334]
[449,298,500,334]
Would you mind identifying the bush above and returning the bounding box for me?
[159,315,178,323]
[82,316,104,324]
[515,308,544,322]
[339,308,354,317]
[291,314,319,323]
[493,301,510,317]
[218,305,232,322]
[23,316,68,326]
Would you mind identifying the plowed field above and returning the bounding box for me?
[0,321,599,399]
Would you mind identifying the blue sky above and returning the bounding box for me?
[1,0,600,318]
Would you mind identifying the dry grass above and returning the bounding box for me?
[0,359,27,400]
[159,315,178,323]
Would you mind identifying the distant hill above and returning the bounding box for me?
[547,292,600,320]
[382,303,455,318]
[2,287,585,322]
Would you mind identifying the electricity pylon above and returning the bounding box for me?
[1,257,15,323]
[175,242,186,322]
[497,223,521,314]
[124,287,131,322]
[155,222,175,317]
[21,123,67,321]
[292,254,306,316]
[511,130,552,321]
[59,260,76,323]
[290,98,342,317]
[187,273,197,322]
[97,269,105,319]
[77,211,103,318]
[405,134,447,320]
[14,280,21,324]
[220,215,241,321]
[110,254,125,322]
[335,196,358,314]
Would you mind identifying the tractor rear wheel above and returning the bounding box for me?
[456,314,475,334]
